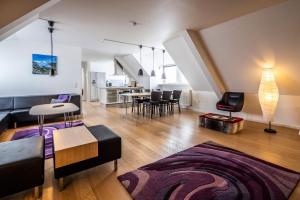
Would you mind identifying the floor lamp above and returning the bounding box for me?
[258,68,279,133]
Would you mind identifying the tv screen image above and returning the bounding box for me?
[32,54,57,75]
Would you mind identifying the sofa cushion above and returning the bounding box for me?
[10,109,36,124]
[0,137,45,198]
[0,111,10,121]
[9,108,30,114]
[14,95,58,109]
[0,97,14,111]
[69,94,81,115]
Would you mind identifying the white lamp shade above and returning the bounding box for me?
[258,68,279,122]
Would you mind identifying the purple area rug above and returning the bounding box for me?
[118,141,300,200]
[11,121,84,159]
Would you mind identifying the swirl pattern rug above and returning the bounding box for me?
[118,141,300,200]
[11,121,84,159]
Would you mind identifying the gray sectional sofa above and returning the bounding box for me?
[0,94,81,132]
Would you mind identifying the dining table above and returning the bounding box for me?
[119,92,151,114]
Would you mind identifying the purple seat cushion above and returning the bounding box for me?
[50,94,70,104]
[58,95,70,102]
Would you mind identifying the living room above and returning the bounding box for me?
[1,0,300,200]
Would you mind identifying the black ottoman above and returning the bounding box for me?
[0,136,45,198]
[53,125,121,188]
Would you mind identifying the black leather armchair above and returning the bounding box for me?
[216,92,244,118]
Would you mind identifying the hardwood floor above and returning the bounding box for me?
[1,101,300,200]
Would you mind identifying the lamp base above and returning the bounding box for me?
[264,128,277,134]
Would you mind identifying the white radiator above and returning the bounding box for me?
[180,90,192,107]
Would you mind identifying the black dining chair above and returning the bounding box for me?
[160,91,172,115]
[170,90,182,113]
[131,89,150,115]
[143,91,162,118]
[131,89,141,114]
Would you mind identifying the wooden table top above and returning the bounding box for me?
[53,126,97,152]
[119,92,151,97]
[53,126,98,168]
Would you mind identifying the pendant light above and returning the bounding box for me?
[161,49,166,79]
[48,20,55,76]
[150,47,156,77]
[138,45,143,76]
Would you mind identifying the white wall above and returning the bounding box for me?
[0,37,81,96]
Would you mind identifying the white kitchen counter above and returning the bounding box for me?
[98,86,143,90]
[98,86,144,105]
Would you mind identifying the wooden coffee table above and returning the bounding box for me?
[53,126,98,189]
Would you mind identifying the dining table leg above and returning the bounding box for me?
[124,96,128,115]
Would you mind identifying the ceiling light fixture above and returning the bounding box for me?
[138,45,143,76]
[48,20,55,76]
[151,47,156,77]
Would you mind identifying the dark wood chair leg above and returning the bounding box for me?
[178,102,181,113]
[131,99,134,113]
[151,105,153,118]
[159,105,162,117]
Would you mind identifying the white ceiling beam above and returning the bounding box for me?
[0,0,61,41]
[182,29,226,98]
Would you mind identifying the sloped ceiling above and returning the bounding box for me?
[199,0,300,95]
[164,36,212,91]
[0,0,49,29]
